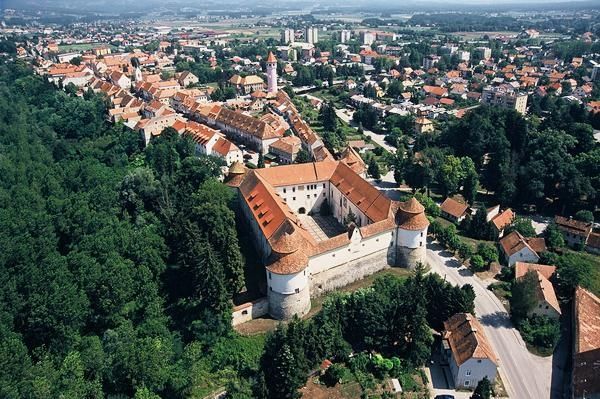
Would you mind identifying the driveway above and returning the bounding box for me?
[426,241,560,399]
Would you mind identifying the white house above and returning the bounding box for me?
[442,313,498,390]
[514,262,561,319]
[499,231,546,267]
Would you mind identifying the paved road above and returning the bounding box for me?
[300,93,396,153]
[426,242,555,399]
[334,108,397,153]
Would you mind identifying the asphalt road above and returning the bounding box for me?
[426,242,556,399]
[334,108,397,153]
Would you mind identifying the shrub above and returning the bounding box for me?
[470,255,485,272]
[518,315,560,350]
[322,363,350,387]
[477,243,499,265]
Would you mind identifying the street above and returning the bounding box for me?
[426,241,562,399]
[334,108,397,153]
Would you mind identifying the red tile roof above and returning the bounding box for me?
[443,313,498,366]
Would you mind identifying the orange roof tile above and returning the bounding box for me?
[443,313,498,366]
[491,208,514,231]
[440,197,468,218]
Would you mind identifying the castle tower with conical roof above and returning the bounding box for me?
[266,51,278,94]
[394,197,430,269]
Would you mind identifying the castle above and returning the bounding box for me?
[226,52,428,322]
[226,160,429,321]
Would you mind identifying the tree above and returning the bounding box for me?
[438,155,465,197]
[476,243,499,266]
[257,153,265,168]
[470,255,485,272]
[544,223,565,249]
[260,327,304,399]
[556,253,593,294]
[461,157,479,204]
[368,158,381,179]
[574,210,594,223]
[319,101,338,131]
[510,271,538,323]
[506,216,536,238]
[471,376,493,399]
[295,149,311,163]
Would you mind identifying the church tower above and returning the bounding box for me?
[266,51,278,94]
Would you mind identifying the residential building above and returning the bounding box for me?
[360,31,376,45]
[440,197,469,224]
[414,117,434,134]
[177,71,199,87]
[281,28,295,44]
[422,55,441,70]
[572,287,600,399]
[441,313,498,390]
[499,231,546,267]
[489,208,514,238]
[340,30,352,43]
[475,47,492,60]
[514,262,561,319]
[481,86,528,114]
[305,26,319,44]
[554,216,593,249]
[197,104,283,154]
[228,74,265,95]
[457,50,471,62]
[269,136,302,164]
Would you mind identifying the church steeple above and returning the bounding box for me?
[266,51,278,94]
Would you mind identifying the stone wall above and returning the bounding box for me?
[231,297,269,326]
[268,284,311,320]
[309,247,394,297]
[395,245,426,269]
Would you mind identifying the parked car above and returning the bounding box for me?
[434,395,455,399]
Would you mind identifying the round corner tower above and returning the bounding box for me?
[265,226,310,320]
[266,51,278,94]
[394,197,429,269]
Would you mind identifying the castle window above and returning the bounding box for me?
[314,194,317,198]
[420,242,423,247]
[304,270,306,276]
[295,288,300,293]
[307,195,310,199]
[293,197,296,201]
[269,272,272,280]
[283,188,286,193]
[292,187,296,192]
[421,232,423,237]
[242,310,248,315]
[323,183,326,188]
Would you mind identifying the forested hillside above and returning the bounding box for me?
[0,61,258,398]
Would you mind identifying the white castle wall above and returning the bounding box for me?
[329,183,370,227]
[309,246,393,297]
[267,269,309,294]
[275,181,328,214]
[232,298,269,325]
[309,230,393,274]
